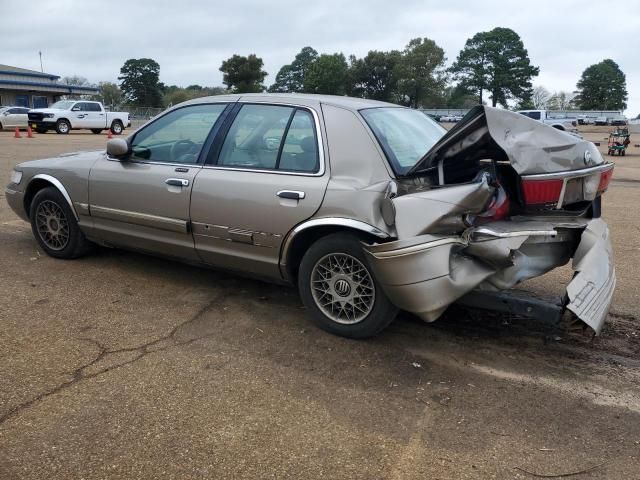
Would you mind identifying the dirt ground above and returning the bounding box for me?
[1,126,639,479]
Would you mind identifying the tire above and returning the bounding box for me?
[55,119,70,134]
[110,121,123,135]
[91,129,103,134]
[29,187,91,259]
[0,122,3,130]
[298,233,398,339]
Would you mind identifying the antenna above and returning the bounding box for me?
[39,51,43,72]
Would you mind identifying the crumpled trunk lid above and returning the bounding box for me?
[407,105,605,177]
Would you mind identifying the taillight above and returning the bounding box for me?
[521,178,563,205]
[598,168,613,193]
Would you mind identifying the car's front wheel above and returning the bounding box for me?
[29,187,91,259]
[298,233,398,338]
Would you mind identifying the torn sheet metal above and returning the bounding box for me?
[565,218,616,334]
[387,174,494,238]
[408,106,605,176]
[365,218,616,330]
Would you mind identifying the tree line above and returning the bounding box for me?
[83,27,629,112]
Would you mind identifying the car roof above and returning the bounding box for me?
[181,93,400,111]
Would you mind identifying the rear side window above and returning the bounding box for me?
[217,104,319,173]
[88,103,102,112]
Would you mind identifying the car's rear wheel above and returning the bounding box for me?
[298,233,398,338]
[29,187,91,259]
[110,121,123,135]
[55,119,70,134]
[91,128,103,134]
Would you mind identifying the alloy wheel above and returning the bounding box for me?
[310,253,375,324]
[35,200,70,251]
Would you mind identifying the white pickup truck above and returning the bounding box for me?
[517,110,578,133]
[28,100,130,135]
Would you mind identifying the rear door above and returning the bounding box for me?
[73,102,103,128]
[88,103,230,260]
[190,102,329,278]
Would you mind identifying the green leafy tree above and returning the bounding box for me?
[304,53,349,95]
[575,59,628,110]
[118,58,163,107]
[450,27,539,107]
[219,54,267,93]
[92,81,122,107]
[349,50,401,101]
[446,84,479,108]
[393,38,447,108]
[269,47,318,93]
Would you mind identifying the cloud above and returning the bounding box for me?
[6,0,639,114]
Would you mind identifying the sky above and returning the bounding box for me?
[3,0,638,115]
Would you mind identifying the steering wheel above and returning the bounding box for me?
[170,139,197,163]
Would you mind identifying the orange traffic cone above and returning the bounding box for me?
[27,126,34,138]
[107,130,113,139]
[14,128,21,138]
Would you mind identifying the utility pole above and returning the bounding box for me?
[39,51,43,72]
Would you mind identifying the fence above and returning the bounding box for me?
[420,108,624,119]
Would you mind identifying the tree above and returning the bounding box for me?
[61,75,89,86]
[446,84,479,108]
[118,58,163,107]
[575,59,628,110]
[532,86,552,109]
[349,50,401,101]
[219,54,267,93]
[92,82,122,107]
[450,27,539,107]
[304,53,349,95]
[393,38,447,108]
[547,91,577,110]
[268,47,318,93]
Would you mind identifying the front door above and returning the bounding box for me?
[87,103,229,260]
[190,103,329,279]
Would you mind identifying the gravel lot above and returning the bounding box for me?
[1,127,639,479]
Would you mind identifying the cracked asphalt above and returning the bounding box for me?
[1,129,639,479]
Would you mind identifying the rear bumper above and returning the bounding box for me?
[365,218,615,333]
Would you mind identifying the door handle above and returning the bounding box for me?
[277,190,305,200]
[165,178,190,187]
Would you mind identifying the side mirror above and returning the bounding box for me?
[71,106,80,111]
[106,138,130,158]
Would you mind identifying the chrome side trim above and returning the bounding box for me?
[470,227,557,239]
[367,237,465,259]
[279,217,391,280]
[91,205,187,233]
[31,174,78,220]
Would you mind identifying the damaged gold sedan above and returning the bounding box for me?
[5,95,614,338]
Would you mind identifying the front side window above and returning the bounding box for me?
[130,104,227,164]
[361,107,446,175]
[217,104,319,173]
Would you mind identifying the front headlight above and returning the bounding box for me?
[10,170,23,185]
[44,113,54,119]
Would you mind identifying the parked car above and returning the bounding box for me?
[5,94,615,338]
[517,110,578,132]
[27,100,130,135]
[0,106,30,130]
[610,117,627,126]
[594,116,609,126]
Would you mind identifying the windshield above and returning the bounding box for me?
[50,101,75,110]
[360,107,446,175]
